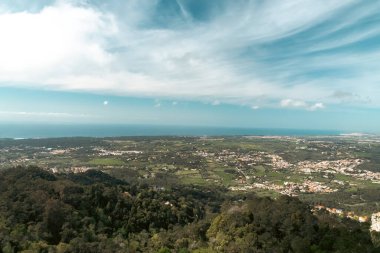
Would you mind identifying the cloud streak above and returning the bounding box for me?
[280,99,325,111]
[0,111,90,118]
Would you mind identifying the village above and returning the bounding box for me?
[1,136,380,222]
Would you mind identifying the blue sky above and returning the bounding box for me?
[0,0,380,132]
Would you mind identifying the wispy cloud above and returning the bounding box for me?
[280,99,324,111]
[281,99,308,109]
[0,111,90,117]
[309,103,325,111]
[0,0,379,109]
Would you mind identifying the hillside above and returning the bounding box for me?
[0,166,379,253]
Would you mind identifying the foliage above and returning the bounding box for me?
[0,166,378,252]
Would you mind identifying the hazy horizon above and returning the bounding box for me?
[0,123,372,139]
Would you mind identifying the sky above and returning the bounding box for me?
[0,0,380,133]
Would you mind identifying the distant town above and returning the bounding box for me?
[1,135,380,232]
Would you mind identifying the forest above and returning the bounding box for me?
[0,166,379,253]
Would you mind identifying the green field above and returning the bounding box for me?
[88,158,125,166]
[1,135,380,215]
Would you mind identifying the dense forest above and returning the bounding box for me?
[0,166,379,253]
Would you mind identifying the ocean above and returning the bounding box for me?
[0,124,342,139]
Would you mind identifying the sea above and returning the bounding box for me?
[0,124,343,139]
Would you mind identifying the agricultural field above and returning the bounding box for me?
[1,134,380,215]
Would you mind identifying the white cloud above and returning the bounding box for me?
[103,100,109,106]
[0,2,115,82]
[280,99,307,108]
[251,105,260,110]
[309,102,325,111]
[280,99,325,111]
